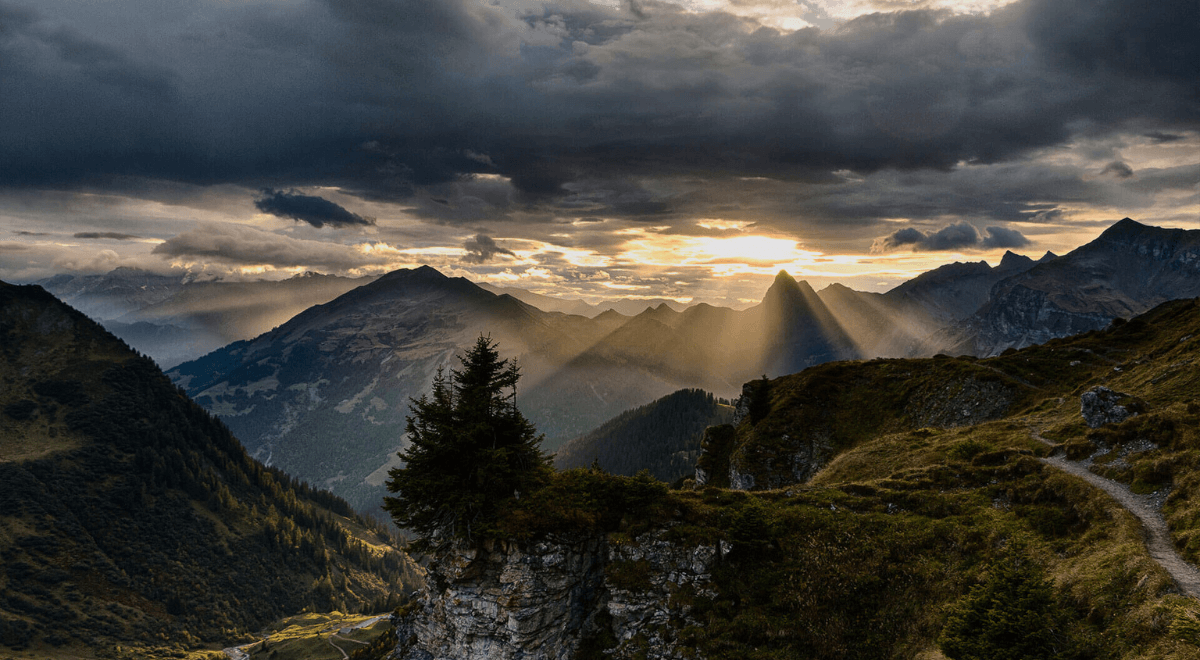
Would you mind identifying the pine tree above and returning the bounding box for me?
[383,336,550,550]
[939,553,1074,660]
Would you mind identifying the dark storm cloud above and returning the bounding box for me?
[1100,161,1135,179]
[73,232,143,240]
[0,0,1195,227]
[871,223,1030,252]
[981,225,1032,249]
[254,189,375,229]
[461,234,516,264]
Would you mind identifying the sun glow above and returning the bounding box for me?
[618,231,822,271]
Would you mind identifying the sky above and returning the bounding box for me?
[0,0,1197,306]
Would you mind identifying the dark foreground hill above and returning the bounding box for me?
[553,388,734,482]
[386,296,1200,660]
[0,282,421,658]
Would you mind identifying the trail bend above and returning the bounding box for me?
[1032,430,1200,599]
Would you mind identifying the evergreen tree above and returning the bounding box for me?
[939,553,1074,660]
[384,336,550,550]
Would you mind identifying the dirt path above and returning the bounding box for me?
[1032,431,1200,598]
[327,635,350,660]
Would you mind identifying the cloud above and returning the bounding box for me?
[1100,161,1135,179]
[0,0,1192,217]
[872,223,1030,252]
[461,234,516,264]
[981,225,1032,249]
[1144,131,1184,143]
[73,232,143,240]
[152,223,389,270]
[254,189,375,229]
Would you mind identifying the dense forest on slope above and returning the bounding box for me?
[0,282,421,658]
[553,388,734,482]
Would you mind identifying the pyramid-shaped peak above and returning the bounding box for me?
[1038,251,1057,262]
[1100,217,1146,239]
[763,270,817,305]
[997,250,1034,270]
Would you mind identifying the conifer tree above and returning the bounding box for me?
[384,336,550,550]
[939,553,1074,660]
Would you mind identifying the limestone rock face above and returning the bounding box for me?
[392,531,717,660]
[606,531,719,659]
[1081,386,1142,428]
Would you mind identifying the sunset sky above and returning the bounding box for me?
[1,0,1196,306]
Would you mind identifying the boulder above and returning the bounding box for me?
[1080,386,1142,428]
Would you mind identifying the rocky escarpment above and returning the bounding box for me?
[392,531,719,660]
[954,219,1200,356]
[966,284,1115,356]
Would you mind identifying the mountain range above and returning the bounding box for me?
[162,265,897,516]
[40,218,1200,520]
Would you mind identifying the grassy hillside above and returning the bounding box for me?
[553,388,734,482]
[0,282,422,659]
[487,297,1200,659]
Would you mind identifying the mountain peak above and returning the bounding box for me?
[997,251,1034,271]
[1038,251,1057,262]
[1099,218,1147,240]
[762,270,817,308]
[378,265,449,283]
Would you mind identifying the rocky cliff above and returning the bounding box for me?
[392,530,720,660]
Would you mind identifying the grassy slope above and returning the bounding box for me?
[0,282,422,659]
[501,298,1200,659]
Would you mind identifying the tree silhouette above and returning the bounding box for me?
[384,336,550,550]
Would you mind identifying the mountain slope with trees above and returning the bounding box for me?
[0,281,421,658]
[553,388,734,483]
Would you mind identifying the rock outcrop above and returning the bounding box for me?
[392,531,719,660]
[1080,386,1143,428]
